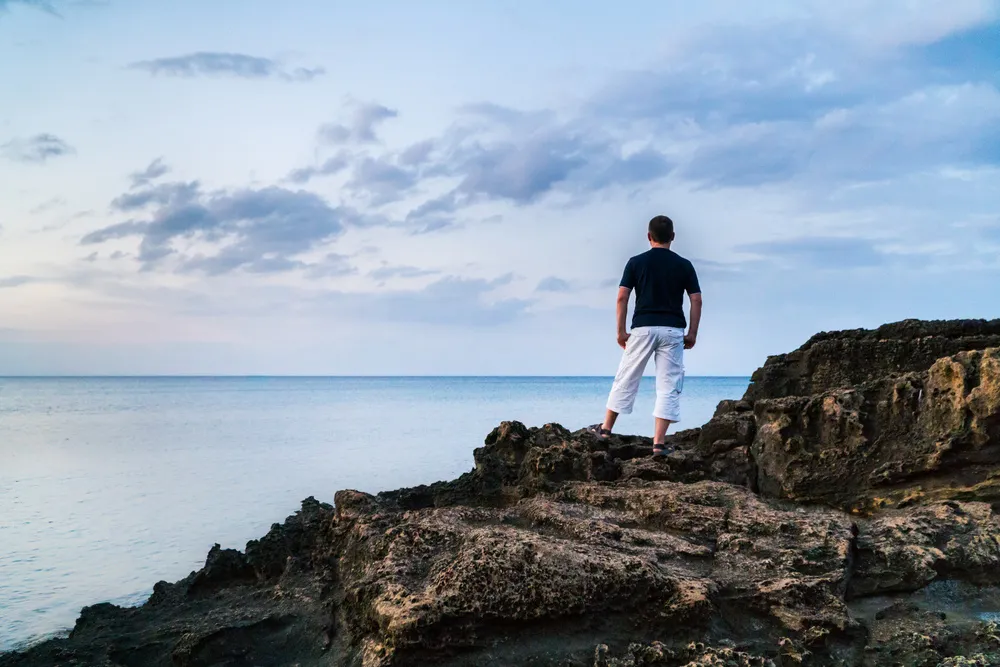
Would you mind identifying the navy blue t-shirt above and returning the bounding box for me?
[619,248,700,329]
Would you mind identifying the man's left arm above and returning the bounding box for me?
[685,263,702,350]
[686,292,702,349]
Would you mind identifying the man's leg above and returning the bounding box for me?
[601,408,620,433]
[600,330,655,434]
[653,416,673,445]
[652,328,685,448]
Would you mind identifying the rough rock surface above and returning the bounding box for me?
[744,318,1000,401]
[751,343,1000,511]
[4,319,1000,666]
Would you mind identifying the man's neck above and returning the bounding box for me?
[650,242,671,250]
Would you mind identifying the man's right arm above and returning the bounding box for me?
[617,259,635,349]
[616,287,631,349]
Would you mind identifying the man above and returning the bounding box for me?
[589,215,702,456]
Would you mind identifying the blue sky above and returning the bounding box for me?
[1,0,998,375]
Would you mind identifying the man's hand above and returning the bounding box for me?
[684,332,697,349]
[617,331,630,350]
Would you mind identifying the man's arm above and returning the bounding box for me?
[685,292,702,349]
[616,286,631,349]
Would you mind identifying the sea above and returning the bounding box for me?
[0,376,749,652]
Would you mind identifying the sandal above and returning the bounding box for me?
[652,445,673,457]
[587,424,612,439]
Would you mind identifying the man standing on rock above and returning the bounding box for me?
[589,215,702,456]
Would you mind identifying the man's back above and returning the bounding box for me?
[620,248,699,330]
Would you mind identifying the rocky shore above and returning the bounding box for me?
[3,319,1000,666]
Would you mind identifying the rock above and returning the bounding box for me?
[379,420,754,513]
[689,408,757,487]
[594,641,775,666]
[857,601,1000,666]
[188,544,256,594]
[745,318,1000,401]
[244,495,334,578]
[751,348,1000,511]
[849,501,1000,598]
[5,318,1000,667]
[329,479,867,665]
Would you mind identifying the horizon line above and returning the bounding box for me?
[0,374,753,380]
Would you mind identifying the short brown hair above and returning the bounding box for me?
[648,215,675,244]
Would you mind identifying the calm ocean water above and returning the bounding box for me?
[0,376,748,651]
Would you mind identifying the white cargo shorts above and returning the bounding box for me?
[606,326,685,422]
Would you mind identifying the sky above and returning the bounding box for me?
[1,0,998,376]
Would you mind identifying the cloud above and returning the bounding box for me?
[402,104,673,209]
[286,153,350,185]
[29,197,67,214]
[403,192,459,233]
[369,264,438,281]
[0,0,60,17]
[587,148,673,188]
[735,236,888,269]
[346,156,418,204]
[536,276,571,292]
[80,220,147,245]
[82,249,127,263]
[57,268,530,333]
[398,140,435,166]
[405,193,457,220]
[1,134,74,163]
[410,219,458,235]
[79,13,1000,292]
[691,258,760,280]
[357,17,994,218]
[287,99,673,231]
[593,35,862,127]
[681,83,1000,188]
[312,275,530,326]
[0,275,34,288]
[400,191,477,234]
[459,102,556,129]
[578,21,1000,191]
[304,253,357,278]
[318,103,398,144]
[112,180,199,211]
[82,179,362,274]
[451,133,587,203]
[129,52,325,82]
[129,158,170,188]
[285,104,404,189]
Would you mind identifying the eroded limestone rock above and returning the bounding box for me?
[751,349,1000,511]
